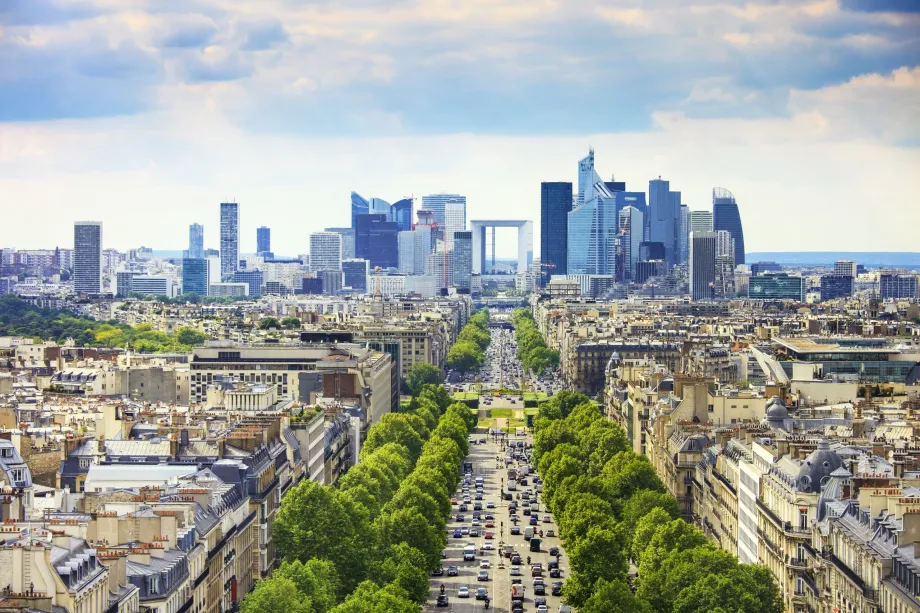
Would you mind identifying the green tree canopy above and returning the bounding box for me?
[241,577,311,613]
[405,363,442,395]
[259,317,281,329]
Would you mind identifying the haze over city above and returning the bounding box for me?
[1,0,919,254]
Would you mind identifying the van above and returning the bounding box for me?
[559,607,572,613]
[463,545,476,561]
[524,527,534,541]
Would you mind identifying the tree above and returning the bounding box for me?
[282,317,302,329]
[671,564,783,613]
[406,363,442,395]
[361,414,425,463]
[241,577,311,613]
[630,507,674,566]
[328,581,419,613]
[376,506,445,571]
[637,546,737,613]
[373,543,430,604]
[579,578,651,613]
[275,559,341,613]
[568,524,629,586]
[259,317,281,329]
[175,326,206,346]
[620,489,680,538]
[446,340,483,372]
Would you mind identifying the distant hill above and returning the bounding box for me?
[747,252,920,268]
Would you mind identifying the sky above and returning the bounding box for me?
[0,0,918,258]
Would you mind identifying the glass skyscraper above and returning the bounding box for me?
[256,226,271,256]
[351,192,369,229]
[540,182,573,287]
[566,200,595,275]
[619,206,644,281]
[309,232,343,272]
[748,274,804,301]
[182,258,208,295]
[391,198,414,232]
[452,231,473,292]
[421,193,465,227]
[689,231,717,301]
[325,227,355,260]
[188,223,204,259]
[355,214,398,269]
[648,179,681,268]
[219,202,239,280]
[233,269,263,298]
[577,149,603,207]
[712,187,745,265]
[73,221,102,294]
[342,259,369,292]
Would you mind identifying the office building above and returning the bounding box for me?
[639,242,666,262]
[712,187,745,265]
[567,196,613,276]
[317,270,342,295]
[413,224,434,274]
[208,282,248,297]
[220,202,240,280]
[234,270,263,298]
[648,178,681,268]
[115,270,136,297]
[188,223,204,259]
[325,227,356,260]
[834,259,858,278]
[355,214,398,269]
[342,259,369,292]
[351,192,369,229]
[73,221,103,294]
[689,231,717,301]
[577,149,603,207]
[421,193,465,227]
[398,231,416,274]
[635,260,666,283]
[302,277,323,295]
[444,201,466,249]
[540,182,573,287]
[257,226,271,256]
[618,205,644,282]
[748,273,805,301]
[131,275,176,297]
[715,230,735,265]
[820,275,854,301]
[309,232,343,272]
[689,210,713,234]
[751,261,783,276]
[452,231,473,292]
[880,274,918,300]
[678,204,690,265]
[182,258,209,295]
[391,198,414,232]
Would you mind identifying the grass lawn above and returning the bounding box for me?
[452,392,479,401]
[478,417,497,429]
[523,408,540,416]
[522,392,549,402]
[489,408,513,419]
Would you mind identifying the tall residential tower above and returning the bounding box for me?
[73,221,103,294]
[220,202,240,280]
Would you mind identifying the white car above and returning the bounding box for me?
[480,560,491,569]
[457,586,470,598]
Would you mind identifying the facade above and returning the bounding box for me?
[421,193,466,227]
[398,231,416,274]
[131,275,175,297]
[748,274,805,301]
[752,261,784,276]
[209,282,248,297]
[325,227,355,260]
[234,270,263,298]
[74,221,103,294]
[690,210,714,233]
[309,232,343,272]
[678,204,690,265]
[115,270,136,298]
[444,201,466,250]
[880,274,919,300]
[577,149,603,207]
[355,214,398,269]
[470,220,533,274]
[648,178,681,268]
[834,259,857,278]
[257,226,271,256]
[540,182,573,287]
[619,205,644,282]
[317,270,342,295]
[188,223,204,259]
[690,231,717,301]
[712,187,745,265]
[350,192,369,229]
[452,231,473,292]
[391,198,414,232]
[820,275,854,301]
[220,202,240,280]
[342,259,369,292]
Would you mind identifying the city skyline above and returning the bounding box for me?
[1,1,917,255]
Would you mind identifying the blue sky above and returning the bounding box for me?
[0,0,918,256]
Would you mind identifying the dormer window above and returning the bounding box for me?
[1,448,11,458]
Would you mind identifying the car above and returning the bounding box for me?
[475,492,483,500]
[549,547,559,557]
[534,597,547,607]
[484,532,494,539]
[511,526,521,535]
[486,501,495,508]
[546,529,555,537]
[470,528,480,537]
[476,587,488,600]
[432,567,444,576]
[459,504,468,512]
[485,520,495,528]
[536,605,548,613]
[529,516,538,526]
[436,594,449,607]
[511,554,522,565]
[549,561,558,570]
[450,497,458,505]
[482,543,495,551]
[461,526,470,536]
[551,581,563,596]
[453,529,462,538]
[478,570,489,581]
[542,515,552,523]
[455,514,464,522]
[510,566,522,576]
[480,560,491,569]
[447,566,459,577]
[457,586,470,598]
[550,568,561,578]
[523,508,531,516]
[474,502,483,511]
[472,519,481,527]
[534,583,546,595]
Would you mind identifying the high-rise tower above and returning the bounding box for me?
[648,178,681,268]
[540,182,573,287]
[256,226,271,256]
[219,202,240,280]
[188,223,204,259]
[74,221,102,294]
[712,187,745,265]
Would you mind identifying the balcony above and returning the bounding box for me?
[790,557,807,569]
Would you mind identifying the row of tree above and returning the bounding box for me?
[245,383,475,613]
[0,295,208,352]
[446,308,491,371]
[512,308,559,375]
[533,391,783,613]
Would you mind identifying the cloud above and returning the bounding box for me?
[158,17,218,48]
[239,18,289,50]
[841,0,920,13]
[0,0,100,26]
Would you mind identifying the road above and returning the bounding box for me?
[424,431,569,613]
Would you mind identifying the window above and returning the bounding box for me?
[10,468,23,483]
[80,458,91,469]
[0,448,11,458]
[799,509,808,530]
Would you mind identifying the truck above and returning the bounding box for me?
[507,467,518,481]
[530,538,541,552]
[463,545,476,561]
[463,461,474,474]
[510,584,525,605]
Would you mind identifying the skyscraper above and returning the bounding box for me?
[715,230,735,266]
[309,232,343,272]
[351,192,369,229]
[342,259,369,292]
[712,187,745,265]
[452,231,473,292]
[219,202,239,280]
[398,231,416,274]
[678,204,690,265]
[690,210,714,233]
[648,178,681,268]
[257,226,271,256]
[421,193,465,227]
[391,198,414,232]
[233,269,263,298]
[834,259,857,278]
[73,221,102,294]
[689,231,717,301]
[540,182,573,287]
[182,258,208,295]
[618,205,644,281]
[355,214,398,268]
[188,223,204,259]
[444,201,466,250]
[577,149,603,207]
[325,227,356,260]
